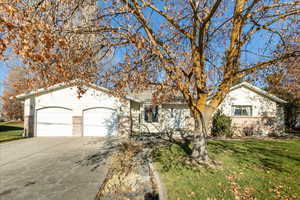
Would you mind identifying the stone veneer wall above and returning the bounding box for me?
[72,116,83,136]
[24,115,34,137]
[119,116,131,136]
[130,101,141,134]
[119,100,132,137]
[230,116,285,137]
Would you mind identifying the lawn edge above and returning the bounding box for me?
[0,136,26,143]
[149,162,168,200]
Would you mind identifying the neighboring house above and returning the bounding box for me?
[16,81,287,137]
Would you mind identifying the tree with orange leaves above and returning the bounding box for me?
[0,0,110,88]
[1,66,28,120]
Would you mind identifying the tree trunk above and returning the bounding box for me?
[191,110,212,163]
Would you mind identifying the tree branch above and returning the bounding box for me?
[237,51,300,75]
[250,18,286,46]
[252,1,300,14]
[201,0,222,27]
[119,0,196,107]
[242,10,300,45]
[141,0,193,40]
[243,0,260,19]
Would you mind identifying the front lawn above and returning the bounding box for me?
[0,121,24,142]
[154,139,300,200]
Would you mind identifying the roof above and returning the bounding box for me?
[16,80,287,104]
[230,82,287,104]
[129,88,186,104]
[15,80,140,102]
[131,82,287,104]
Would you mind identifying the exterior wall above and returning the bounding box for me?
[24,115,34,137]
[23,97,35,137]
[130,101,141,133]
[132,86,285,137]
[25,86,131,137]
[118,100,131,137]
[72,116,83,136]
[218,87,285,136]
[132,103,193,134]
[23,84,285,137]
[160,104,194,131]
[34,86,121,114]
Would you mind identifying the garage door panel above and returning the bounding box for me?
[36,107,72,136]
[83,108,118,136]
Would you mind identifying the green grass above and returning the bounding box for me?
[0,121,24,142]
[154,139,300,200]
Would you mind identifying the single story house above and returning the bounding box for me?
[16,81,287,137]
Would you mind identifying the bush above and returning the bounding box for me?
[211,110,233,137]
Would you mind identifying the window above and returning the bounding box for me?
[232,105,252,116]
[144,105,159,123]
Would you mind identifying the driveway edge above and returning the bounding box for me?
[149,162,167,200]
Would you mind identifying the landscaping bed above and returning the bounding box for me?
[154,139,300,200]
[95,140,159,200]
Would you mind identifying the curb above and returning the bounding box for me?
[149,162,167,200]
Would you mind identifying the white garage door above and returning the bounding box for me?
[36,107,72,136]
[83,108,118,136]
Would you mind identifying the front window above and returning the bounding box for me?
[144,105,159,123]
[232,105,252,116]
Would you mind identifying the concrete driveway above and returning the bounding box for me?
[0,137,118,200]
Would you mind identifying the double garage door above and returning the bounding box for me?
[36,107,118,136]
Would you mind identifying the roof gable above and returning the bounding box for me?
[230,82,287,104]
[16,81,139,102]
[16,81,103,100]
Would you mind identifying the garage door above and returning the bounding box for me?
[36,107,72,136]
[83,108,118,136]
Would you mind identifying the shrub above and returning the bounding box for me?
[211,110,233,137]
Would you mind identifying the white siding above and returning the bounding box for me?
[24,98,30,116]
[218,86,285,136]
[133,86,285,136]
[135,104,193,133]
[24,85,130,137]
[34,86,122,116]
[219,87,277,117]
